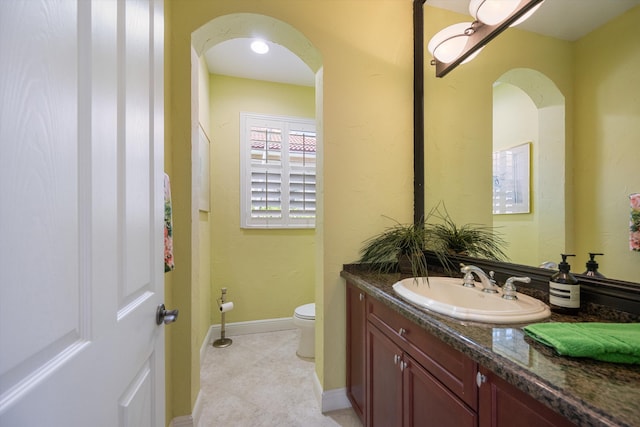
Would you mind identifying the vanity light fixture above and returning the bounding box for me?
[250,39,269,54]
[429,0,544,78]
[427,22,484,65]
[469,0,520,26]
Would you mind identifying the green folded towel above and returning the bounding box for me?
[523,322,640,364]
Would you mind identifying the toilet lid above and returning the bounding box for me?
[295,303,315,320]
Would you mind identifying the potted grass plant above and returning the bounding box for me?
[358,203,508,278]
[427,204,509,261]
[358,219,434,277]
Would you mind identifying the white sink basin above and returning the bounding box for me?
[392,277,550,324]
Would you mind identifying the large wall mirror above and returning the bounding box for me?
[421,0,640,284]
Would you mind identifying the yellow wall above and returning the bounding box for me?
[492,83,540,265]
[197,54,212,370]
[574,6,640,280]
[165,0,413,420]
[208,74,316,323]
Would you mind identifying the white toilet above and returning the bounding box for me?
[293,303,315,358]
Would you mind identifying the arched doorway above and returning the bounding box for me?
[190,13,323,347]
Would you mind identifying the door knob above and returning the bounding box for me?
[156,304,179,325]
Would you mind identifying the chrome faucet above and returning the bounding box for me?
[502,276,531,300]
[460,264,499,293]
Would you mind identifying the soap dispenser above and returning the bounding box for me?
[583,253,605,278]
[549,254,580,315]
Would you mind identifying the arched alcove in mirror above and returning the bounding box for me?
[492,68,566,269]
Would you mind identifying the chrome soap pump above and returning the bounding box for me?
[583,252,605,278]
[549,254,580,315]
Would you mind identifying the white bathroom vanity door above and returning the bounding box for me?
[0,0,166,426]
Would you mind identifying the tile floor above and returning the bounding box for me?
[198,329,363,427]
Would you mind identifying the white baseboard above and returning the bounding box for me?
[206,317,295,345]
[321,387,352,413]
[313,371,323,406]
[192,390,203,427]
[169,414,193,427]
[200,326,216,365]
[168,386,201,427]
[313,371,352,413]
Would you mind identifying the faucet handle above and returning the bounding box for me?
[460,264,476,287]
[507,276,531,285]
[502,276,531,300]
[462,271,476,287]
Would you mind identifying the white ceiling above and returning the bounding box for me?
[204,38,315,87]
[204,1,640,86]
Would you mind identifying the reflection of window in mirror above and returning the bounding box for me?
[493,142,530,214]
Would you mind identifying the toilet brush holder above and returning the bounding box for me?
[213,288,233,348]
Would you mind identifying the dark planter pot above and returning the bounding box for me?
[398,254,413,275]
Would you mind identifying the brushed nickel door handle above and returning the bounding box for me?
[156,304,179,325]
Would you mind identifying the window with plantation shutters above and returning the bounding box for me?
[240,113,316,229]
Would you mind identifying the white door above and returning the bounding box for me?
[0,1,167,426]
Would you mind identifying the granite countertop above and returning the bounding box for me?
[341,266,640,427]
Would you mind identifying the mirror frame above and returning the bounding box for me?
[413,0,640,313]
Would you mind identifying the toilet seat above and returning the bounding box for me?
[294,303,315,321]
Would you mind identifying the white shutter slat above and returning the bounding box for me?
[287,129,316,224]
[241,113,316,228]
[251,170,281,219]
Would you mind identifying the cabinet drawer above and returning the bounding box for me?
[367,296,478,409]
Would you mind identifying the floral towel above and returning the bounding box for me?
[631,193,640,252]
[164,173,175,272]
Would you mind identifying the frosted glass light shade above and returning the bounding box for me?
[469,0,520,26]
[470,0,544,27]
[428,22,472,64]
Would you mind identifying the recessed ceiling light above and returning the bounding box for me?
[250,40,269,54]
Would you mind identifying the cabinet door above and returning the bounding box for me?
[346,282,366,422]
[403,354,477,427]
[478,367,576,427]
[367,324,403,427]
[367,293,477,409]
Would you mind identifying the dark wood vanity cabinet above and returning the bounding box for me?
[346,283,366,420]
[477,367,576,427]
[347,281,477,426]
[403,351,477,427]
[346,281,577,427]
[367,324,403,426]
[367,323,477,427]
